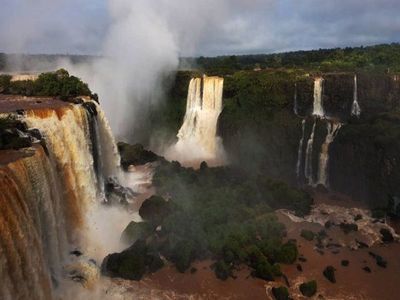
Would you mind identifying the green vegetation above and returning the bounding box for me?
[185,43,400,74]
[104,157,313,281]
[300,230,315,241]
[101,239,164,280]
[271,286,290,300]
[299,280,317,297]
[0,69,93,99]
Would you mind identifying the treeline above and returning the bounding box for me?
[181,43,400,74]
[0,69,94,99]
[0,53,95,72]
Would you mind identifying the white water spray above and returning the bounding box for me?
[166,75,225,166]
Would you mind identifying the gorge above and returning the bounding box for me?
[1,44,400,300]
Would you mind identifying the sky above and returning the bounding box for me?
[0,0,399,56]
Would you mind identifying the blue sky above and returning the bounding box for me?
[0,0,399,56]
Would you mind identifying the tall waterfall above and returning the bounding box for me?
[0,101,121,300]
[296,119,306,179]
[317,122,342,187]
[351,74,361,117]
[166,75,225,166]
[304,120,317,184]
[312,78,325,117]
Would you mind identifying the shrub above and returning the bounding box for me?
[299,280,317,297]
[272,286,290,300]
[300,230,315,241]
[139,195,171,223]
[275,242,298,264]
[323,266,336,283]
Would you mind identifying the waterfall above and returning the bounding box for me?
[293,83,298,115]
[312,78,325,117]
[0,146,68,300]
[0,101,123,299]
[304,119,317,185]
[296,119,306,179]
[166,75,225,165]
[351,74,361,117]
[317,122,342,187]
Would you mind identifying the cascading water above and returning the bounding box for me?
[317,122,342,187]
[166,75,225,165]
[293,83,298,115]
[0,100,124,300]
[312,78,325,117]
[0,146,68,300]
[296,119,306,179]
[304,120,317,185]
[351,74,361,117]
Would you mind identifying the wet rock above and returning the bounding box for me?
[118,142,161,170]
[105,177,138,206]
[362,266,371,273]
[323,266,336,283]
[380,228,394,243]
[340,223,358,234]
[296,264,303,272]
[70,250,83,257]
[298,256,307,262]
[368,252,387,268]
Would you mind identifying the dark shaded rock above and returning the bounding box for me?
[341,260,349,267]
[70,250,83,257]
[118,142,161,170]
[299,280,317,298]
[139,195,171,223]
[82,101,97,115]
[324,221,332,229]
[105,177,138,205]
[101,239,164,281]
[362,266,371,273]
[121,221,153,245]
[272,286,290,300]
[298,256,307,262]
[190,267,197,274]
[296,264,303,272]
[354,214,363,221]
[380,228,394,243]
[323,266,336,283]
[369,252,387,268]
[356,240,369,249]
[340,223,358,234]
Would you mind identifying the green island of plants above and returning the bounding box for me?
[102,157,313,282]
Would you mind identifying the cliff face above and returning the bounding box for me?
[149,69,400,206]
[329,114,400,208]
